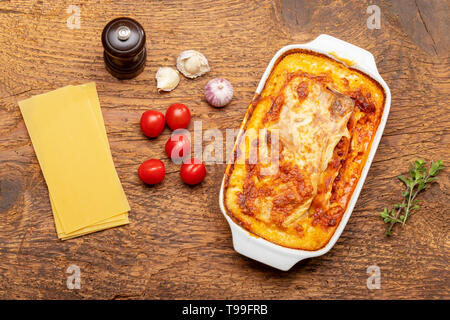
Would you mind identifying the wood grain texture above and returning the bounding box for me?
[0,0,449,299]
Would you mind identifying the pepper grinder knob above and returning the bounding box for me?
[101,17,147,80]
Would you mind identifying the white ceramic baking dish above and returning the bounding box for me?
[218,34,391,271]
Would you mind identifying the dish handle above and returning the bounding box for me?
[227,218,305,271]
[307,34,380,77]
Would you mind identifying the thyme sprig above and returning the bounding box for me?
[380,159,444,236]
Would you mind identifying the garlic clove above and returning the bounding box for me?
[185,55,202,74]
[205,78,233,108]
[176,50,210,79]
[156,67,180,92]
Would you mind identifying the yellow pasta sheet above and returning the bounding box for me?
[19,83,130,240]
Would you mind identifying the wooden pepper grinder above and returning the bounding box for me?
[101,17,147,79]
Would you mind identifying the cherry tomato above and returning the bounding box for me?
[165,134,191,161]
[140,110,165,138]
[138,159,165,185]
[180,158,206,185]
[165,103,191,130]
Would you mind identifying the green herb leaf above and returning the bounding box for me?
[429,160,444,176]
[426,177,437,183]
[398,175,408,186]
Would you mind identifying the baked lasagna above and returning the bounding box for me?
[223,50,385,250]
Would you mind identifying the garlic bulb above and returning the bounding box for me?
[156,67,180,92]
[205,78,233,107]
[176,50,210,79]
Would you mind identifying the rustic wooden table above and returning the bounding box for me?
[0,0,448,299]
